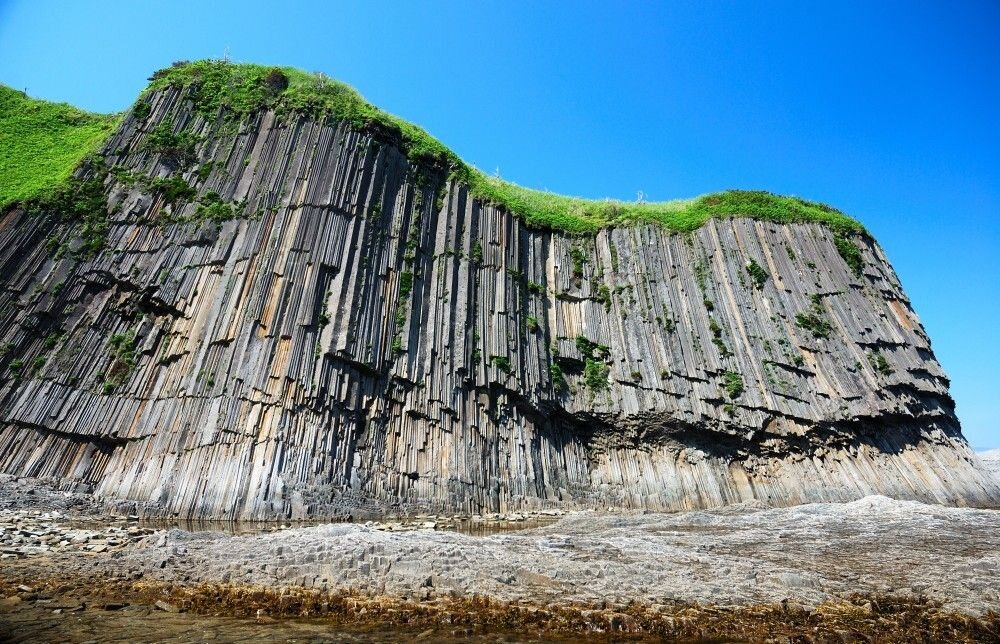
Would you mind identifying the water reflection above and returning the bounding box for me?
[0,602,685,644]
[136,516,562,537]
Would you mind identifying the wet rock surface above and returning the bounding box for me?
[0,599,608,644]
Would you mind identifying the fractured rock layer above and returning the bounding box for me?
[0,86,996,519]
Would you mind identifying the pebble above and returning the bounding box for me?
[0,509,158,558]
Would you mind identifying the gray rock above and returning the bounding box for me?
[0,85,994,520]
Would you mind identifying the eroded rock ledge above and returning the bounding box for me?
[0,85,996,519]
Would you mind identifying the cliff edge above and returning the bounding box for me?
[1,62,996,519]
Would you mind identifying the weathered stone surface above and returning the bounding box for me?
[5,493,1000,617]
[0,85,996,519]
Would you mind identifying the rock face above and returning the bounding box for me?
[1,85,996,519]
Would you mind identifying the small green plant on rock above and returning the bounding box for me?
[569,245,586,279]
[575,335,610,361]
[869,351,894,375]
[43,332,64,350]
[795,295,834,339]
[30,355,46,373]
[399,271,414,298]
[150,175,197,207]
[834,234,864,277]
[316,291,330,329]
[584,359,610,391]
[549,362,566,393]
[795,311,831,339]
[722,370,744,399]
[745,258,769,290]
[660,317,676,333]
[102,331,139,394]
[194,191,237,222]
[709,318,732,358]
[594,284,612,309]
[144,122,199,166]
[132,101,152,121]
[491,355,512,374]
[195,161,214,183]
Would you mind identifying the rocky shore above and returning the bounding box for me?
[2,475,999,642]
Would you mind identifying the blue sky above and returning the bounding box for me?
[1,1,997,449]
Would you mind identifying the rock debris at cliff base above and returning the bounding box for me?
[0,80,997,519]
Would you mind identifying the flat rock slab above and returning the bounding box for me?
[7,495,998,617]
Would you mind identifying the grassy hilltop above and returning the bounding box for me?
[2,60,867,237]
[0,85,118,211]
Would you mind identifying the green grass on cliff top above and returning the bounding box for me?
[0,85,119,210]
[147,61,866,236]
[3,60,867,237]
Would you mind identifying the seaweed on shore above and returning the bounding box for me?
[0,572,996,643]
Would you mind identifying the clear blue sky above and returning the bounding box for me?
[1,1,996,449]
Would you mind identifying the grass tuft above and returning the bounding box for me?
[722,370,744,399]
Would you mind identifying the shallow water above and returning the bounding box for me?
[0,602,715,643]
[137,516,561,537]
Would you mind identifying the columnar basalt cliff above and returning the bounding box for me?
[1,67,996,519]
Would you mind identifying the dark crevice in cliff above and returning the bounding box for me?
[4,420,147,452]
